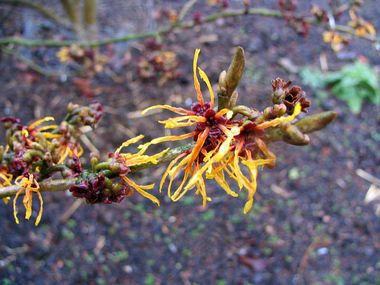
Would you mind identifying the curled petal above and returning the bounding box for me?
[256,103,301,130]
[13,175,43,225]
[126,148,169,166]
[150,132,197,145]
[142,105,193,115]
[193,49,204,105]
[28,116,55,130]
[185,128,209,171]
[115,135,145,154]
[37,125,59,132]
[122,176,160,206]
[34,190,44,226]
[170,170,191,201]
[159,153,187,193]
[13,189,23,224]
[212,169,238,197]
[41,133,62,139]
[158,115,205,128]
[198,67,215,109]
[23,190,33,220]
[58,146,71,164]
[195,174,209,206]
[168,156,191,198]
[215,108,233,119]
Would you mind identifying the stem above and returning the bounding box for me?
[0,110,336,199]
[0,7,375,48]
[83,0,97,40]
[218,47,245,110]
[0,178,76,199]
[0,142,195,199]
[129,142,194,172]
[0,0,71,28]
[60,0,80,35]
[1,47,61,77]
[264,111,337,143]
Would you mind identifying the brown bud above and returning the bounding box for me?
[225,47,245,97]
[271,78,291,104]
[281,123,310,145]
[272,103,287,117]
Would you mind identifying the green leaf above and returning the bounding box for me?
[300,60,380,114]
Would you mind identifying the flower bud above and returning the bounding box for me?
[218,70,227,91]
[272,103,287,117]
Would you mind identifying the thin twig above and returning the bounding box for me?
[2,7,373,48]
[1,46,62,77]
[0,0,72,28]
[0,7,376,49]
[0,110,337,199]
[356,169,380,186]
[177,0,198,22]
[60,199,84,222]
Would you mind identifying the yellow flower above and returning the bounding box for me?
[323,30,349,52]
[56,47,71,63]
[143,49,303,213]
[114,135,169,206]
[26,116,62,140]
[349,9,376,38]
[143,49,238,205]
[13,174,43,226]
[57,143,84,164]
[0,170,12,204]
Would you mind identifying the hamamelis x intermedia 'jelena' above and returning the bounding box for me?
[0,47,337,226]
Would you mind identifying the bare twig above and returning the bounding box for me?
[0,0,71,28]
[0,7,346,48]
[297,238,332,284]
[0,109,337,199]
[83,0,97,40]
[1,47,62,77]
[60,0,80,33]
[60,199,84,222]
[356,169,380,186]
[177,0,198,22]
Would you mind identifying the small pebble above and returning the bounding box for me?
[317,247,328,256]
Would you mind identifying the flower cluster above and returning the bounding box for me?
[56,45,109,74]
[0,102,103,225]
[137,40,180,85]
[0,47,336,226]
[69,135,168,205]
[271,78,310,115]
[322,30,350,52]
[348,9,376,38]
[276,1,376,52]
[143,49,305,213]
[69,172,131,204]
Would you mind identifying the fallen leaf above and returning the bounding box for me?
[238,255,268,272]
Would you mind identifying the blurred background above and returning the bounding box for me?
[0,0,379,284]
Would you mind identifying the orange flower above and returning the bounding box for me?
[143,49,302,212]
[0,170,12,204]
[23,116,62,141]
[112,135,169,206]
[13,174,43,226]
[323,30,349,52]
[143,49,239,205]
[349,9,376,38]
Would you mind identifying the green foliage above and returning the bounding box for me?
[300,61,380,114]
